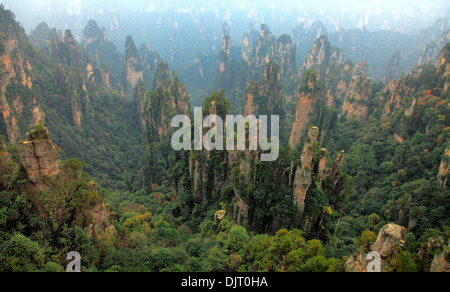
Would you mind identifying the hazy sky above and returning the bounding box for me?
[2,0,449,71]
[3,0,449,46]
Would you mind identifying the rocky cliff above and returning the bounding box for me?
[294,35,373,130]
[381,43,450,121]
[291,126,320,217]
[289,70,320,150]
[340,72,372,120]
[345,223,407,272]
[241,24,258,64]
[437,144,450,187]
[142,64,189,142]
[141,63,190,190]
[430,243,450,272]
[125,36,144,90]
[290,126,348,228]
[242,24,295,72]
[15,124,115,238]
[301,35,343,78]
[418,30,450,66]
[244,62,283,117]
[81,20,121,89]
[436,43,450,93]
[18,125,60,185]
[0,9,45,144]
[382,50,402,83]
[220,24,232,74]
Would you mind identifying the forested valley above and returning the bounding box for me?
[0,4,449,272]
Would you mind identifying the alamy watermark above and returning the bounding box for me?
[171,107,280,162]
[366,251,381,272]
[66,251,81,272]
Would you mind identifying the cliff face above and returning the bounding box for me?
[220,24,232,74]
[294,35,373,129]
[302,35,343,77]
[141,63,190,190]
[382,50,402,83]
[242,24,295,72]
[0,12,44,144]
[437,144,450,187]
[436,43,450,93]
[244,62,283,117]
[340,74,372,120]
[289,74,320,149]
[18,126,60,185]
[15,124,115,238]
[290,126,347,227]
[345,223,407,272]
[418,30,450,66]
[241,24,258,64]
[291,126,320,217]
[142,65,189,142]
[64,30,82,67]
[126,57,144,89]
[81,20,120,88]
[430,243,450,272]
[381,44,450,120]
[380,76,415,119]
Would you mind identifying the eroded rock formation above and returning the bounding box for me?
[18,126,60,184]
[345,223,407,272]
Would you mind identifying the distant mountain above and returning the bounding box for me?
[4,0,450,71]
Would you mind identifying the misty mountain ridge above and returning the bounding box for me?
[4,0,450,74]
[1,2,450,273]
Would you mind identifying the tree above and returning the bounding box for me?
[355,230,377,252]
[223,225,249,254]
[0,234,45,272]
[202,90,230,120]
[207,246,229,272]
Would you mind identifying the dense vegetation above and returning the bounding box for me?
[0,5,449,272]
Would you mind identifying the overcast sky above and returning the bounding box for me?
[2,0,449,36]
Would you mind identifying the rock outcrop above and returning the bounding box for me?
[294,35,373,129]
[437,144,450,187]
[430,243,450,272]
[142,63,190,190]
[418,30,450,66]
[81,20,121,88]
[244,62,283,116]
[126,57,144,90]
[289,126,348,231]
[142,65,189,142]
[436,43,450,93]
[16,124,115,239]
[289,70,320,149]
[0,17,44,143]
[371,223,407,258]
[382,50,402,83]
[381,43,450,120]
[242,24,295,72]
[301,35,343,78]
[125,35,144,90]
[220,24,232,74]
[380,75,416,119]
[345,223,407,272]
[340,72,372,120]
[18,125,60,184]
[291,126,320,217]
[84,200,116,239]
[241,24,258,64]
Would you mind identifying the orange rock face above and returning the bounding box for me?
[18,127,60,184]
